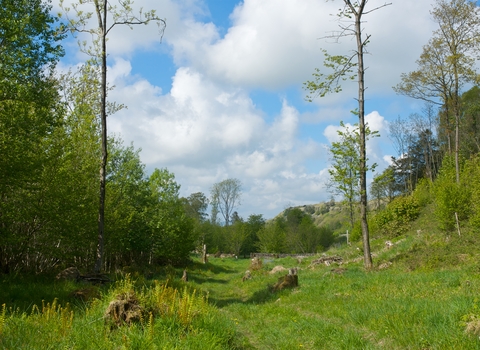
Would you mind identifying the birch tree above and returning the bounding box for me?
[304,0,390,269]
[60,0,166,272]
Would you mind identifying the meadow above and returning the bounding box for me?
[2,226,480,349]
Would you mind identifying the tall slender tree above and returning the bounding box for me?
[304,0,390,269]
[60,0,166,272]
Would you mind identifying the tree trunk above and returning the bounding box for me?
[94,0,107,273]
[353,0,373,269]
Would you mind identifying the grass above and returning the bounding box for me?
[2,210,480,349]
[185,255,480,349]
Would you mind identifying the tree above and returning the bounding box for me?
[60,0,166,272]
[460,86,480,158]
[304,0,391,269]
[370,167,396,210]
[182,192,209,223]
[146,169,195,265]
[105,139,150,268]
[0,0,65,273]
[226,220,246,256]
[210,178,242,226]
[257,219,287,254]
[241,214,265,257]
[394,0,480,184]
[328,121,378,233]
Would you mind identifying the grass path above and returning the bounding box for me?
[186,255,480,349]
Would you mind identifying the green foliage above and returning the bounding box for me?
[328,120,379,230]
[350,221,362,242]
[463,155,480,228]
[370,167,396,209]
[374,195,421,237]
[257,210,334,254]
[0,0,65,273]
[412,178,433,207]
[0,273,242,349]
[433,156,471,231]
[257,219,288,253]
[147,169,196,265]
[303,49,357,101]
[240,214,265,257]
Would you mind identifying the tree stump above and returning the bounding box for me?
[181,269,188,282]
[273,274,298,292]
[202,244,208,264]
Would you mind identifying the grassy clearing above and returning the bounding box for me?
[2,222,480,349]
[186,253,480,349]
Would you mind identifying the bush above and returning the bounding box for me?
[463,155,480,228]
[412,178,432,207]
[374,195,420,237]
[433,156,471,232]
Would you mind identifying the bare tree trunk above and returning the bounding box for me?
[353,0,373,269]
[95,0,107,273]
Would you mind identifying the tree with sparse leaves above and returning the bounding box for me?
[304,0,390,269]
[328,121,378,230]
[59,0,166,272]
[210,179,242,226]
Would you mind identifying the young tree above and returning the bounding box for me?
[328,121,378,231]
[394,0,480,184]
[210,178,242,226]
[60,0,166,272]
[370,167,396,210]
[304,0,390,269]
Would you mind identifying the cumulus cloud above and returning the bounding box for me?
[54,0,440,218]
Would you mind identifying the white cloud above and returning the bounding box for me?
[54,0,441,218]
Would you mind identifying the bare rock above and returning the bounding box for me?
[269,265,287,274]
[378,262,392,270]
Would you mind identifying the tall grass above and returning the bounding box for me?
[0,274,244,349]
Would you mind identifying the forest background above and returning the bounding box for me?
[2,0,480,275]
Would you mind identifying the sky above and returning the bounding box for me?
[52,0,440,220]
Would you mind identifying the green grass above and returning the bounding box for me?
[183,255,480,349]
[2,215,480,349]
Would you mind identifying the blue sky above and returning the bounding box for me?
[54,0,440,219]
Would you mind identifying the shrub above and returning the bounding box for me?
[374,195,420,237]
[433,156,471,232]
[463,155,480,228]
[412,178,432,207]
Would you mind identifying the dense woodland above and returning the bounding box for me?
[2,0,480,275]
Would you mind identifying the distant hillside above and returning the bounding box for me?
[274,201,350,234]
